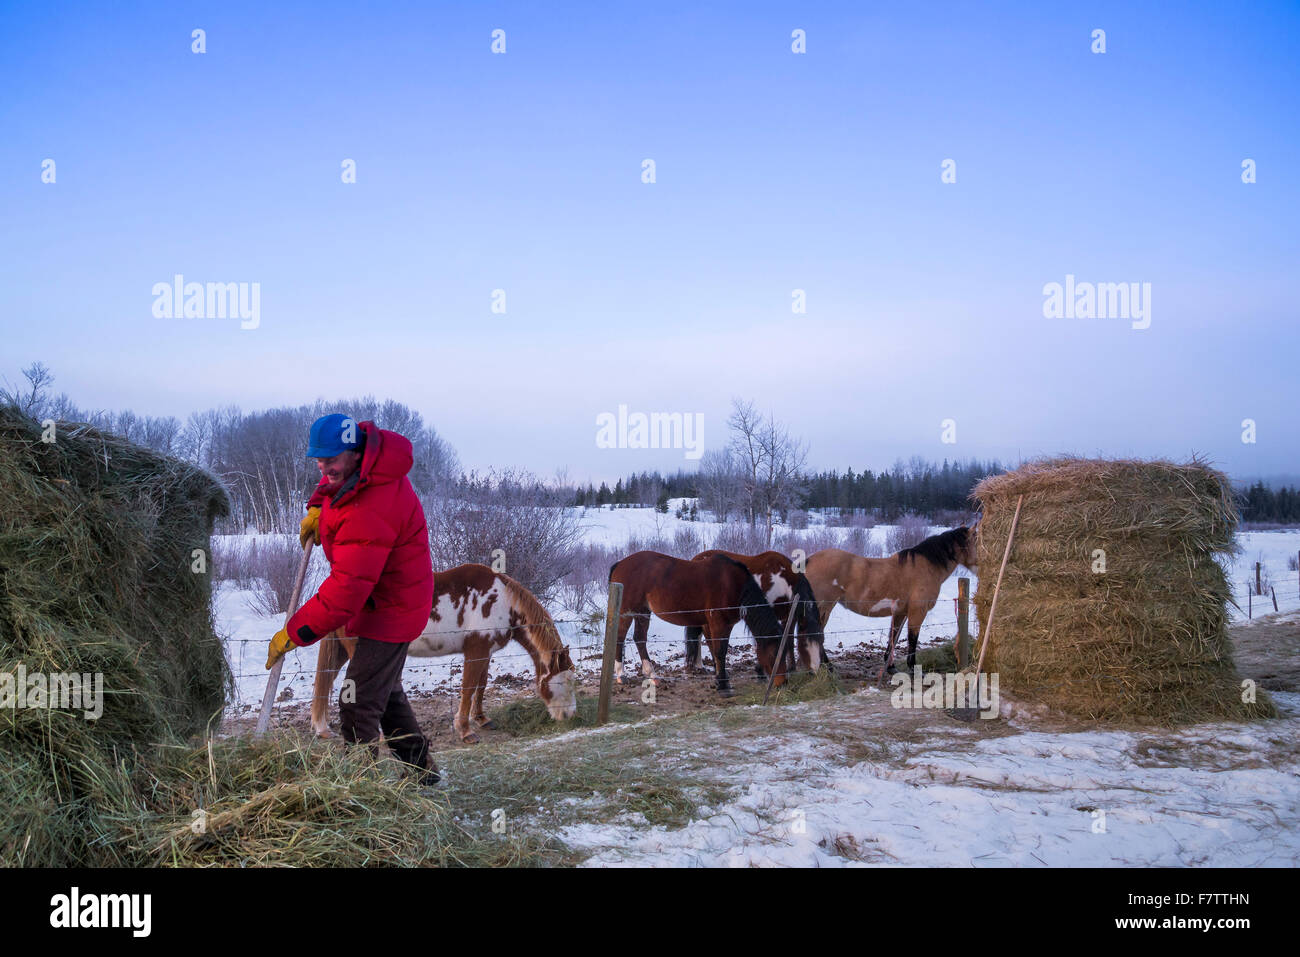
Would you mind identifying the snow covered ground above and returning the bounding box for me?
[554,688,1300,867]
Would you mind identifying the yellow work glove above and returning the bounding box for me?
[299,506,321,547]
[266,628,296,670]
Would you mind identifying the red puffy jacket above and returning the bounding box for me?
[286,421,434,645]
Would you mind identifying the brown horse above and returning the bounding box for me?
[804,525,979,674]
[310,563,577,743]
[691,549,826,673]
[607,550,786,696]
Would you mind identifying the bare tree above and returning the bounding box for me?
[426,468,584,601]
[697,448,744,522]
[0,362,55,417]
[725,398,809,544]
[727,398,765,526]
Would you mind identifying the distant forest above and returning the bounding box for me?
[575,465,1300,526]
[571,458,1003,520]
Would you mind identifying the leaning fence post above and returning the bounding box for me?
[956,577,970,669]
[1272,585,1278,613]
[597,582,623,725]
[763,598,799,705]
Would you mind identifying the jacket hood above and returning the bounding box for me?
[357,420,414,486]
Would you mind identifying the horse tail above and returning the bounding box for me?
[608,558,623,583]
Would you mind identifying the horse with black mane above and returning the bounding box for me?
[804,525,979,674]
[608,550,786,696]
[690,549,826,674]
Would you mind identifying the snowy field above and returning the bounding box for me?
[219,509,1300,717]
[550,687,1300,867]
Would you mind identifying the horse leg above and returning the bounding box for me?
[473,652,496,731]
[906,605,929,672]
[614,604,636,685]
[684,625,704,673]
[311,629,352,737]
[456,639,489,743]
[707,616,734,697]
[883,609,906,676]
[633,613,654,678]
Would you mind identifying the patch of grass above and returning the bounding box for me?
[733,666,844,706]
[916,641,959,673]
[488,694,640,738]
[439,731,732,850]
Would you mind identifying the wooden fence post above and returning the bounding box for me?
[1272,586,1278,612]
[597,582,623,725]
[763,598,799,705]
[1256,562,1262,596]
[1247,583,1252,620]
[956,577,970,669]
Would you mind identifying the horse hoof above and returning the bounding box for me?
[313,727,334,739]
[717,686,736,698]
[461,731,480,744]
[476,718,497,731]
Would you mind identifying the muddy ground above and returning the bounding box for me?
[224,636,915,746]
[225,612,1300,747]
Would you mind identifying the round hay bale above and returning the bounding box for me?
[973,457,1275,724]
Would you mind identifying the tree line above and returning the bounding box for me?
[1239,480,1300,525]
[7,362,1298,531]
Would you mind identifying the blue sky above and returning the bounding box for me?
[2,1,1297,483]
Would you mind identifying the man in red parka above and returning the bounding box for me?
[266,413,438,785]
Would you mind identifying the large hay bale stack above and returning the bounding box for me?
[973,457,1275,724]
[0,406,232,864]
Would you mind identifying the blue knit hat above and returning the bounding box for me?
[306,414,362,458]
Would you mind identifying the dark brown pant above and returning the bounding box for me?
[340,637,431,775]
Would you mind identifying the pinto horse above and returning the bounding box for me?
[607,551,786,696]
[690,549,826,673]
[310,563,578,743]
[804,525,979,674]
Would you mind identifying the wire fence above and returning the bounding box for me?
[237,552,1300,721]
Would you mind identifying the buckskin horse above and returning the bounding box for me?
[803,525,979,674]
[607,550,786,696]
[691,549,826,673]
[310,563,578,743]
